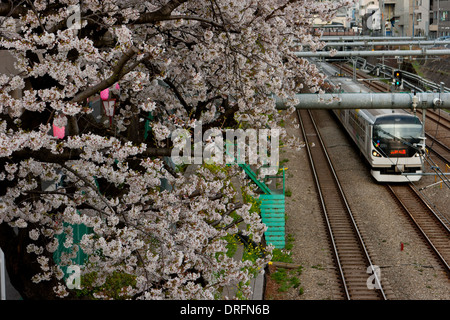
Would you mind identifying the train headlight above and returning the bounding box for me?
[372,150,381,157]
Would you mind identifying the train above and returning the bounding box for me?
[333,108,425,182]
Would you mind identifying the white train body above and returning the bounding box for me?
[333,109,425,182]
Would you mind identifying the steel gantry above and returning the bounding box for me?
[305,40,450,48]
[318,36,427,41]
[275,92,448,110]
[294,49,450,58]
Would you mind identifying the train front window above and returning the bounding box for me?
[373,123,423,141]
[373,116,423,157]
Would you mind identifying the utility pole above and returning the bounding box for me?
[412,0,415,37]
[381,0,385,36]
[437,0,440,38]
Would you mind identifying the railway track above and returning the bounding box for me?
[425,132,450,165]
[334,61,450,274]
[417,109,450,132]
[297,108,388,300]
[333,62,389,93]
[387,183,450,275]
[416,109,450,165]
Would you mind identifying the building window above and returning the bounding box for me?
[443,11,450,21]
[416,13,422,24]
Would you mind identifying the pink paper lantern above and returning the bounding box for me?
[52,124,65,139]
[100,88,109,100]
[102,99,116,127]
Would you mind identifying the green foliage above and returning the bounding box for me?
[285,188,292,197]
[269,234,304,293]
[271,248,292,264]
[270,266,303,293]
[203,162,230,175]
[241,187,261,215]
[224,233,239,258]
[76,270,137,300]
[242,241,264,263]
[270,233,294,263]
[239,190,270,276]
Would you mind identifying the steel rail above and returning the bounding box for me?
[308,109,387,300]
[297,108,387,300]
[333,62,389,93]
[297,109,350,300]
[319,59,450,281]
[387,184,450,275]
[425,132,450,165]
[416,109,450,132]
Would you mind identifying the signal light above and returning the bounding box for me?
[393,70,402,88]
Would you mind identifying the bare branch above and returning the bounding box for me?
[71,46,140,103]
[59,162,117,216]
[134,0,189,24]
[25,0,47,32]
[0,2,28,18]
[158,15,228,30]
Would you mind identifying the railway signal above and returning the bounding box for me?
[393,70,402,87]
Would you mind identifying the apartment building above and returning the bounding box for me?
[430,0,450,38]
[371,0,450,38]
[352,0,450,38]
[379,0,429,37]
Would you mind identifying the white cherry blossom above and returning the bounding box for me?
[0,0,352,300]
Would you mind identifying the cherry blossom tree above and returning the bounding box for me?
[0,0,352,299]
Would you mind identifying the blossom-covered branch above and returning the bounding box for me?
[0,0,353,300]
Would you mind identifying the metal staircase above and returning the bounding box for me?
[259,193,286,249]
[224,142,286,249]
[238,161,286,249]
